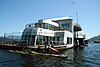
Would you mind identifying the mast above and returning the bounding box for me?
[76,12,78,38]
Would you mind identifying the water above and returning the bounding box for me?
[0,43,100,67]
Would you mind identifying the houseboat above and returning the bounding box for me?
[21,17,85,52]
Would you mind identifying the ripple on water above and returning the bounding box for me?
[0,43,100,67]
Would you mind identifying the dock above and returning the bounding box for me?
[0,40,67,58]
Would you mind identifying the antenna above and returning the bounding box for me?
[76,12,78,23]
[76,12,79,38]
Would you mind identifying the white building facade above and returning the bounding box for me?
[21,17,85,49]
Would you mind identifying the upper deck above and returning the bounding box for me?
[24,17,82,32]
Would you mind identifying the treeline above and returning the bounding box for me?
[89,35,100,42]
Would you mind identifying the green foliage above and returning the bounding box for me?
[89,35,100,42]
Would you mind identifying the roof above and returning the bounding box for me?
[48,17,73,21]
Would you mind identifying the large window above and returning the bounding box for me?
[35,23,58,31]
[62,23,69,30]
[67,37,72,44]
[21,35,36,46]
[60,23,72,31]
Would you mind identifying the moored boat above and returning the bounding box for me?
[94,40,100,43]
[21,17,86,52]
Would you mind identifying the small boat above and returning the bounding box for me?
[94,40,100,43]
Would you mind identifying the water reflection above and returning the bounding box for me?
[0,43,100,67]
[62,48,85,67]
[19,48,86,67]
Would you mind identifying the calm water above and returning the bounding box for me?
[0,43,100,67]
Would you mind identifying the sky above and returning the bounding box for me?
[0,0,100,39]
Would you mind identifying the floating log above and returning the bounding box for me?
[48,46,59,53]
[9,50,67,58]
[31,51,67,58]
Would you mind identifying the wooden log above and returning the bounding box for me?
[48,46,59,53]
[9,50,67,58]
[31,51,67,58]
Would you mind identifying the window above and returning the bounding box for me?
[29,25,31,27]
[60,37,63,41]
[53,37,55,41]
[37,35,43,41]
[57,37,60,41]
[44,23,48,29]
[50,37,53,41]
[61,23,70,30]
[67,37,72,44]
[43,36,46,41]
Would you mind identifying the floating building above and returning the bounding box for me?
[21,17,85,51]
